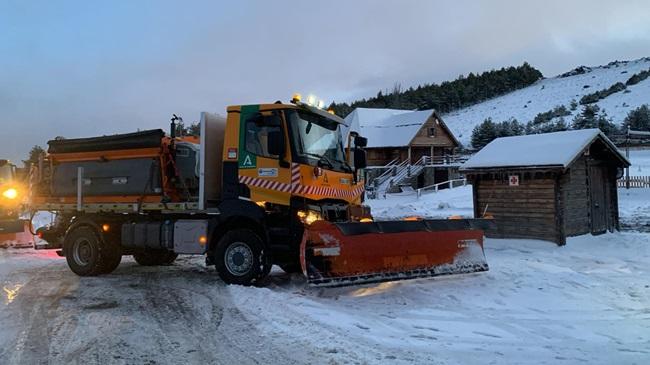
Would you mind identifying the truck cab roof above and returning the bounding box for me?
[227,102,347,127]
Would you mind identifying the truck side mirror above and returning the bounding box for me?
[354,136,368,148]
[354,149,367,169]
[267,130,285,157]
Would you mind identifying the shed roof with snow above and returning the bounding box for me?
[343,108,459,148]
[461,129,630,171]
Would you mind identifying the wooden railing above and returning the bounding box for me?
[618,176,650,188]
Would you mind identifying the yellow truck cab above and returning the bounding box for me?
[217,100,369,274]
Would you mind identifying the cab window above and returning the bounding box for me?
[244,115,281,158]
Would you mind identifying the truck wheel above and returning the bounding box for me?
[214,229,266,286]
[64,226,110,276]
[99,246,122,274]
[133,250,178,266]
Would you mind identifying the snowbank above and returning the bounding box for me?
[368,185,474,219]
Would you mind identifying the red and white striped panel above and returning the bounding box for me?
[238,175,292,193]
[241,162,364,199]
[291,163,301,193]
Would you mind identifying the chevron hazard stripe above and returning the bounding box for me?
[240,163,363,198]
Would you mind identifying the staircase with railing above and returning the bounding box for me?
[370,156,429,196]
[366,154,473,199]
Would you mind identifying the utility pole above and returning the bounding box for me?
[626,125,630,190]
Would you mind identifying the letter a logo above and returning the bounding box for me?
[243,155,253,167]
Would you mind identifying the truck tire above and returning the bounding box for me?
[99,246,122,274]
[214,229,267,286]
[64,226,115,276]
[133,250,178,266]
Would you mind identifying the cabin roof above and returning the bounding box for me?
[343,108,459,148]
[460,129,630,171]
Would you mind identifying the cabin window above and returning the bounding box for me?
[427,127,436,137]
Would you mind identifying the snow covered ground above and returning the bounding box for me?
[627,149,650,176]
[231,232,650,365]
[1,156,649,364]
[370,185,474,219]
[442,58,650,145]
[1,187,648,364]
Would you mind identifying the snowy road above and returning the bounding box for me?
[2,231,649,365]
[0,251,320,365]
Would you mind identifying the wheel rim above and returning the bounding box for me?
[72,238,94,266]
[224,242,254,276]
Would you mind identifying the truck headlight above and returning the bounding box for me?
[297,210,322,225]
[2,188,17,200]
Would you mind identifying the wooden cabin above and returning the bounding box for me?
[343,108,459,166]
[460,129,630,245]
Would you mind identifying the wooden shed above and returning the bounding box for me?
[460,129,630,245]
[342,108,459,166]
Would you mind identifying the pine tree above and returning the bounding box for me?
[23,145,46,168]
[623,105,650,131]
[572,105,600,129]
[471,118,498,149]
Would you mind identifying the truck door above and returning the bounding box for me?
[237,108,292,205]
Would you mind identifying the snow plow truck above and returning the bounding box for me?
[31,96,491,286]
[0,160,32,248]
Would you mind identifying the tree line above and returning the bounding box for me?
[329,63,543,117]
[470,104,650,149]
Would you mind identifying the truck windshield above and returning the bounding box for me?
[286,110,350,172]
[0,165,13,185]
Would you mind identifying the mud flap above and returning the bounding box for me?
[300,219,491,287]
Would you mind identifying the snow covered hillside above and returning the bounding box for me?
[442,57,650,145]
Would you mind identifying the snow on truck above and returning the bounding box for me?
[31,96,491,286]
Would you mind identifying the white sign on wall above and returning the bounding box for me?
[509,175,520,186]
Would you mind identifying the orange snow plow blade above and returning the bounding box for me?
[0,220,33,248]
[300,219,492,287]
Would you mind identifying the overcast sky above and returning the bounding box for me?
[2,0,650,163]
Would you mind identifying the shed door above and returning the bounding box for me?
[589,166,608,234]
